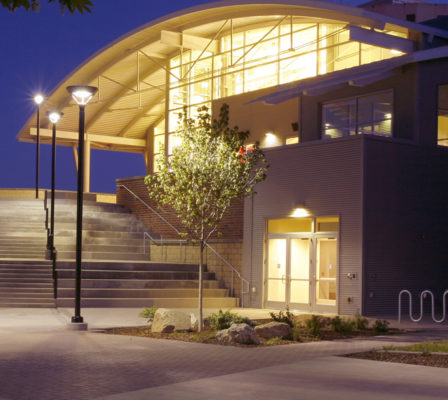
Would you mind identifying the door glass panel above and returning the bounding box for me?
[290,281,309,304]
[268,218,312,233]
[290,239,309,280]
[316,238,337,305]
[267,239,286,302]
[290,238,310,304]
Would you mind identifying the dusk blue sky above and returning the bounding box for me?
[0,0,447,193]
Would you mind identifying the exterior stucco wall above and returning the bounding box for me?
[243,137,363,315]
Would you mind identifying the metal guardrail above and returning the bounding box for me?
[398,289,448,323]
[118,184,250,307]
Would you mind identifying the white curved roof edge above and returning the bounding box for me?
[17,0,448,140]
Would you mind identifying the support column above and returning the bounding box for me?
[72,145,79,172]
[84,137,91,193]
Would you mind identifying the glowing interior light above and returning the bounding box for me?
[385,113,392,119]
[34,94,44,105]
[265,132,275,138]
[391,49,403,55]
[48,111,61,124]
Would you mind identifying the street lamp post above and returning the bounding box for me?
[48,111,62,299]
[66,85,97,326]
[34,94,44,199]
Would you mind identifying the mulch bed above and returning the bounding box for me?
[102,325,404,347]
[346,351,448,368]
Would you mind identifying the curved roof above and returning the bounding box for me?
[17,0,448,153]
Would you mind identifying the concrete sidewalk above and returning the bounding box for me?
[0,307,446,400]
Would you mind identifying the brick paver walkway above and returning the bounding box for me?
[0,309,447,399]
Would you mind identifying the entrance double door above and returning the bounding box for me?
[266,235,337,312]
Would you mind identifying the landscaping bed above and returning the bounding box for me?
[346,341,448,368]
[103,308,405,347]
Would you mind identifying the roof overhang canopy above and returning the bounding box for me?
[17,0,448,153]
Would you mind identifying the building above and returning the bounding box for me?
[17,0,448,316]
[360,0,448,23]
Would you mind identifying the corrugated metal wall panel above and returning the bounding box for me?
[363,137,448,316]
[243,137,363,315]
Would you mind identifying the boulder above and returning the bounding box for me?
[254,321,292,339]
[151,309,192,333]
[215,323,260,345]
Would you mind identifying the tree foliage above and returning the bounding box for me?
[145,104,268,329]
[146,104,268,245]
[1,0,92,14]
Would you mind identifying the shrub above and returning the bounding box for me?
[269,307,295,327]
[139,306,158,323]
[267,337,282,345]
[293,324,302,342]
[330,316,354,334]
[373,319,390,333]
[354,312,369,330]
[306,315,322,337]
[208,309,251,330]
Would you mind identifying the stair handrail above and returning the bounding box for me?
[43,190,58,299]
[118,184,250,306]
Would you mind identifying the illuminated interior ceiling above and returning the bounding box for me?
[16,0,448,156]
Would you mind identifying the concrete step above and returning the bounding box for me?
[0,287,53,293]
[0,260,51,266]
[0,292,54,299]
[0,277,53,284]
[56,297,238,308]
[0,282,53,288]
[57,288,229,299]
[0,272,52,279]
[55,244,144,253]
[0,297,55,304]
[56,270,216,280]
[57,278,219,289]
[0,253,46,259]
[56,260,199,272]
[55,237,143,246]
[0,302,55,308]
[55,230,145,239]
[57,251,148,261]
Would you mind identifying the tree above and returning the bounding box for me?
[1,0,92,14]
[145,104,268,331]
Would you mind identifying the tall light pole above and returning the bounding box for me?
[34,94,44,199]
[48,111,62,299]
[66,85,97,326]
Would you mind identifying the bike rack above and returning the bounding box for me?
[398,289,448,323]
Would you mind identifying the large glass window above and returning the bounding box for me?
[322,91,393,139]
[159,19,406,170]
[438,84,448,147]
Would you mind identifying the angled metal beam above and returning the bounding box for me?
[161,30,218,53]
[231,16,287,67]
[349,25,414,52]
[100,74,137,93]
[117,92,165,137]
[140,50,180,81]
[182,20,228,80]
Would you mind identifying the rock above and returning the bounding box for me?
[215,323,260,345]
[151,309,192,333]
[254,321,292,339]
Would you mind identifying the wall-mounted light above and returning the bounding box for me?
[291,203,309,218]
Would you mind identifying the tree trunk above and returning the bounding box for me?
[198,241,204,332]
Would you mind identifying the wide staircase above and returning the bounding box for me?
[0,194,238,308]
[0,199,54,307]
[52,194,238,308]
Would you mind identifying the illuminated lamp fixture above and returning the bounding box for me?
[66,85,98,328]
[291,203,309,218]
[385,113,392,119]
[391,49,403,55]
[33,93,45,199]
[47,111,62,298]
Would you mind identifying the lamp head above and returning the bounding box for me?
[66,85,98,106]
[48,111,63,124]
[33,94,44,105]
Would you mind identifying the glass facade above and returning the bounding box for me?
[159,19,406,162]
[322,90,393,139]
